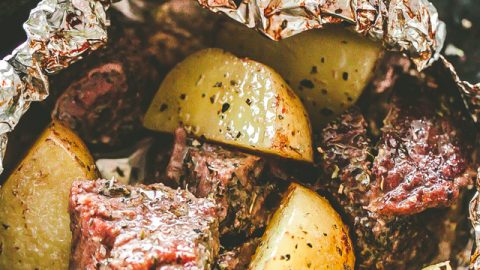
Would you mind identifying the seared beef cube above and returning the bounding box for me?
[53,63,142,147]
[369,93,474,216]
[52,12,159,148]
[318,108,437,269]
[69,179,219,270]
[166,129,282,236]
[318,106,372,205]
[216,238,260,270]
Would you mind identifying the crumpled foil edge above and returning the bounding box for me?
[197,0,446,71]
[0,0,113,174]
[440,57,480,269]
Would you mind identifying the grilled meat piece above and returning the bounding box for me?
[52,11,159,148]
[69,179,219,270]
[53,63,142,147]
[369,91,474,216]
[216,238,261,270]
[318,106,372,206]
[166,129,283,237]
[318,107,437,269]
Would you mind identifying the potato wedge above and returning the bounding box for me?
[216,23,382,130]
[249,183,355,270]
[0,121,97,270]
[144,48,313,162]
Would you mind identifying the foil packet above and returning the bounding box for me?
[3,0,480,267]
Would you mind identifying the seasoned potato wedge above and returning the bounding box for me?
[144,48,313,162]
[249,183,355,270]
[216,23,382,129]
[0,121,97,270]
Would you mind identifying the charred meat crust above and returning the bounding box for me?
[165,129,283,237]
[318,107,438,269]
[69,179,219,270]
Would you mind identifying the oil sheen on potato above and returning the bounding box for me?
[216,23,382,130]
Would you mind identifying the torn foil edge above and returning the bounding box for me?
[0,0,113,175]
[197,0,446,71]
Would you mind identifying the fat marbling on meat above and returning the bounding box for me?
[369,90,474,216]
[69,179,219,270]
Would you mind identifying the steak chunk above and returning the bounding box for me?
[318,108,437,269]
[166,129,282,237]
[53,63,141,147]
[69,179,219,270]
[369,93,474,216]
[52,12,159,148]
[318,107,372,206]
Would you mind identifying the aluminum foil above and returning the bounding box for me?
[0,0,113,174]
[439,56,480,124]
[96,138,153,185]
[197,0,446,71]
[439,55,480,269]
[2,0,480,266]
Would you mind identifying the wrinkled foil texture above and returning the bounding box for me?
[0,0,112,174]
[197,0,446,71]
[439,55,480,269]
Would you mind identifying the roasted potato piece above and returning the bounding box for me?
[0,122,97,270]
[144,48,313,162]
[249,183,355,270]
[216,23,382,129]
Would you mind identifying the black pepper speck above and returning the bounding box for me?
[221,103,230,113]
[300,79,315,89]
[159,104,168,112]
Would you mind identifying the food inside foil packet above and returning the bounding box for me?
[1,0,480,269]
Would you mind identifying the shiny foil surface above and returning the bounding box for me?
[197,0,446,71]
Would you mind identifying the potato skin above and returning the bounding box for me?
[0,121,97,270]
[249,183,355,270]
[144,48,313,162]
[216,23,382,130]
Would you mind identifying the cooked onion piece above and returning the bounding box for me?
[0,122,97,270]
[250,183,355,270]
[216,23,382,129]
[144,48,313,162]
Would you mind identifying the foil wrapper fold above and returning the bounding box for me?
[0,0,112,174]
[197,0,446,71]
